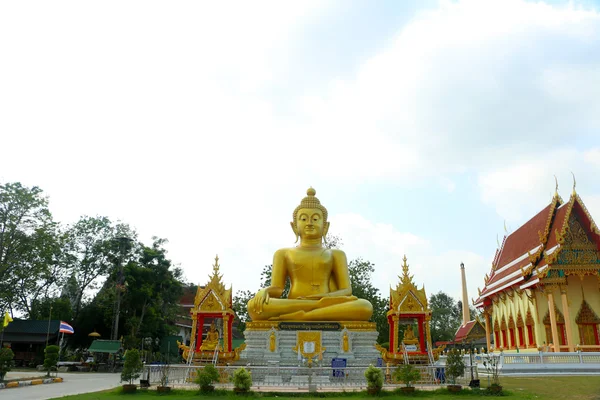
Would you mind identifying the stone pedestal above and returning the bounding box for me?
[239,322,380,368]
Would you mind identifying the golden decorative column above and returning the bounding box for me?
[222,313,230,352]
[484,311,491,351]
[392,315,400,353]
[560,286,575,352]
[546,288,560,352]
[425,314,433,351]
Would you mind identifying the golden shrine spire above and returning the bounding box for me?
[571,171,577,196]
[399,255,415,286]
[208,254,226,294]
[554,175,559,198]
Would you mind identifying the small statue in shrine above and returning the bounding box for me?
[200,321,222,351]
[342,331,349,352]
[403,324,418,345]
[269,331,276,352]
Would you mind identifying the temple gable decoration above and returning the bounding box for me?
[390,256,428,313]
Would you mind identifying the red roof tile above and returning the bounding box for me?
[544,201,570,250]
[454,321,476,342]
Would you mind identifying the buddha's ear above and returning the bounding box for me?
[323,221,330,238]
[290,222,299,243]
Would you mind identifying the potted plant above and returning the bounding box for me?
[195,364,220,393]
[157,361,171,393]
[0,347,15,381]
[445,349,465,392]
[394,364,421,393]
[43,345,60,377]
[364,364,383,395]
[121,349,143,393]
[232,367,252,393]
[483,353,502,394]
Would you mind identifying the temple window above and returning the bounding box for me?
[493,319,500,347]
[543,305,566,346]
[501,317,508,348]
[576,298,600,347]
[526,309,536,346]
[508,316,516,348]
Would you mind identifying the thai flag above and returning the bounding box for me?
[59,321,74,334]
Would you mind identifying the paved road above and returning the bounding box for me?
[2,372,121,400]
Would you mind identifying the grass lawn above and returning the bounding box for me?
[49,376,600,400]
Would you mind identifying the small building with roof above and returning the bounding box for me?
[474,184,600,353]
[1,319,61,366]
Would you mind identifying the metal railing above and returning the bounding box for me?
[143,364,454,388]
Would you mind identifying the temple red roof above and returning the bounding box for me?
[454,321,476,342]
[475,191,600,307]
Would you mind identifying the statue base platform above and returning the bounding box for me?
[239,321,381,368]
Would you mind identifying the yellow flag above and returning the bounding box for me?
[3,311,12,328]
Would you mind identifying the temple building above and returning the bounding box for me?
[474,185,600,353]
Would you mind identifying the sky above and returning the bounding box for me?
[1,0,600,307]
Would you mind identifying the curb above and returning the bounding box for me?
[0,377,63,389]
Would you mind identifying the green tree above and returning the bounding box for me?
[0,347,14,381]
[120,238,183,345]
[0,182,64,316]
[121,348,143,384]
[43,345,60,376]
[232,289,253,332]
[30,296,72,321]
[429,291,461,344]
[348,258,389,343]
[63,216,135,321]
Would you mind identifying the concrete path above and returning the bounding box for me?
[2,372,121,400]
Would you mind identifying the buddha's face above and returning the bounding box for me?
[296,208,326,239]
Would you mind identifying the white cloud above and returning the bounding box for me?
[477,148,600,224]
[331,213,487,305]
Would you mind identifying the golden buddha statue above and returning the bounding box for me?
[247,188,373,321]
[402,324,418,345]
[200,321,222,351]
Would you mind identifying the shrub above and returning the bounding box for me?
[43,345,60,377]
[445,349,465,385]
[394,363,421,387]
[232,367,252,392]
[121,349,143,385]
[0,347,15,381]
[482,353,502,392]
[364,364,383,394]
[195,364,220,392]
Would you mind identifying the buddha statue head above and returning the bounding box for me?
[291,187,330,243]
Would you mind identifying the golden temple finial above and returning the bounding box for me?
[208,254,225,293]
[496,234,500,248]
[504,220,508,234]
[571,171,577,195]
[554,175,559,197]
[399,255,415,286]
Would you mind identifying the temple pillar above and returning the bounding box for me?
[227,314,233,352]
[560,286,575,352]
[425,314,433,351]
[223,314,230,352]
[546,289,560,352]
[196,315,205,352]
[484,311,491,351]
[419,317,426,353]
[392,315,399,353]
